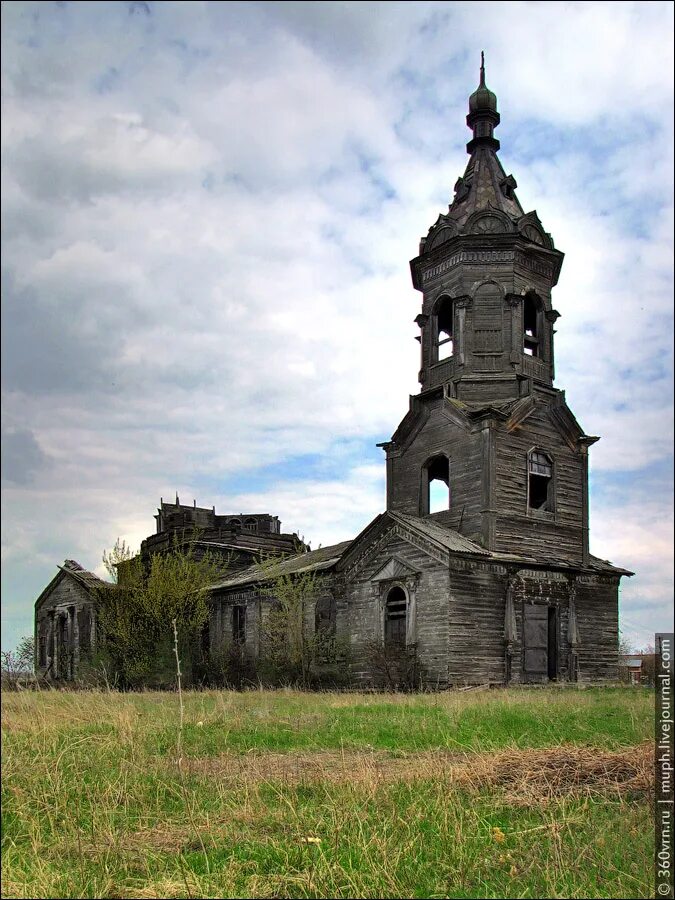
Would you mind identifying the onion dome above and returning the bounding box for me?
[466,51,500,154]
[469,52,497,113]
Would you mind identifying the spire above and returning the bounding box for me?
[466,51,500,154]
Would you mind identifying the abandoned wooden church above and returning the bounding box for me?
[35,60,631,686]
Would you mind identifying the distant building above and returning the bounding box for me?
[34,58,632,686]
[34,560,103,681]
[621,654,645,685]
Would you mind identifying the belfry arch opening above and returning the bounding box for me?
[422,454,450,515]
[436,297,454,361]
[523,293,542,357]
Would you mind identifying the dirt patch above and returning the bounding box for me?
[182,741,653,798]
[93,744,652,857]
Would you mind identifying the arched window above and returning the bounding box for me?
[229,518,242,528]
[523,294,541,357]
[436,297,454,361]
[385,586,407,645]
[422,454,450,515]
[528,450,554,511]
[243,517,257,532]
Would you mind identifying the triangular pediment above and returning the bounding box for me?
[35,561,105,612]
[370,556,420,582]
[337,511,488,583]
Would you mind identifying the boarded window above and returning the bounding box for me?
[232,606,246,645]
[385,586,407,645]
[528,450,553,511]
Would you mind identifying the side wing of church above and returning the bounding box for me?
[34,58,631,687]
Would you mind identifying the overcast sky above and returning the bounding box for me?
[2,0,673,653]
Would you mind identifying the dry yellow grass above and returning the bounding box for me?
[1,686,655,899]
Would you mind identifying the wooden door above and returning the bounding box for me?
[523,603,548,680]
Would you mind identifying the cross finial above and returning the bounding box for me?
[480,50,486,86]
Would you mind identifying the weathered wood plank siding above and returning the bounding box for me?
[494,402,585,563]
[447,566,507,684]
[388,400,484,540]
[575,577,620,682]
[343,532,451,686]
[35,576,96,680]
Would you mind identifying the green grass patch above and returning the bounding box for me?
[1,686,654,898]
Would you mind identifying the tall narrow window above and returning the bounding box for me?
[385,586,407,646]
[424,454,450,514]
[436,297,454,361]
[38,629,47,668]
[200,621,210,656]
[528,450,553,511]
[315,594,336,637]
[232,606,246,644]
[523,294,540,357]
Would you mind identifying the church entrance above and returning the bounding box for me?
[522,603,558,682]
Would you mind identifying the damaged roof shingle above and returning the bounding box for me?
[210,540,353,590]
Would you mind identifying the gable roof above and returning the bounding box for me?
[389,512,490,556]
[209,540,353,591]
[60,560,107,591]
[35,560,106,610]
[207,512,632,594]
[336,510,490,576]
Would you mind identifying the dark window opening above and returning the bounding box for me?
[38,632,47,668]
[78,607,91,656]
[547,607,558,681]
[523,294,540,357]
[200,621,210,656]
[229,518,241,528]
[315,595,336,637]
[436,297,454,361]
[243,518,257,532]
[528,451,553,511]
[426,454,450,514]
[232,606,246,645]
[385,586,407,646]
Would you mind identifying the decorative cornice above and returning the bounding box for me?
[420,249,516,285]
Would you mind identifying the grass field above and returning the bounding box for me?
[2,686,654,898]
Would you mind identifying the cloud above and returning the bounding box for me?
[1,1,672,651]
[0,428,51,486]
